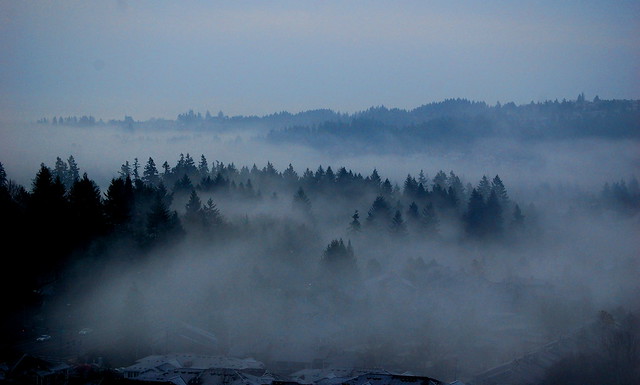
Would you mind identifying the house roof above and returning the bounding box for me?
[124,353,265,373]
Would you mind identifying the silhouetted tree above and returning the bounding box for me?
[53,157,68,189]
[29,164,69,271]
[145,192,183,245]
[485,190,504,237]
[348,209,361,234]
[366,195,391,229]
[477,175,492,201]
[464,188,486,238]
[68,173,105,246]
[322,238,356,272]
[403,174,419,200]
[293,187,312,217]
[173,174,194,195]
[198,154,209,177]
[421,202,439,235]
[184,189,204,228]
[389,210,407,236]
[142,157,160,186]
[119,161,132,179]
[202,198,224,231]
[103,176,134,231]
[433,170,447,190]
[406,201,420,225]
[66,155,80,189]
[132,158,140,181]
[491,175,509,207]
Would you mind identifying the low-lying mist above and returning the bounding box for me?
[1,121,639,382]
[1,122,637,193]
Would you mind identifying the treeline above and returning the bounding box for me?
[38,97,640,145]
[267,97,640,150]
[1,154,638,336]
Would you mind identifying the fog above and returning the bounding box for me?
[2,120,638,382]
[2,122,637,194]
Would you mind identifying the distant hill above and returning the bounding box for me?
[39,97,640,153]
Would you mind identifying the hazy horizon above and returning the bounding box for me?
[2,1,639,121]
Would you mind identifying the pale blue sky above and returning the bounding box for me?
[1,0,638,121]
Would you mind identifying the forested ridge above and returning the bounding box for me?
[2,154,638,331]
[37,97,640,150]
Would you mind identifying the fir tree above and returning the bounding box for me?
[349,209,361,233]
[485,190,504,237]
[198,154,209,177]
[421,202,439,235]
[390,210,407,236]
[491,175,509,206]
[184,189,204,226]
[477,176,492,201]
[464,188,486,238]
[66,155,80,188]
[68,173,105,244]
[104,177,134,230]
[293,187,312,217]
[142,157,160,186]
[202,198,224,229]
[366,195,391,228]
[322,238,356,272]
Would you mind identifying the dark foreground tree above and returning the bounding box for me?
[68,173,105,246]
[145,193,183,245]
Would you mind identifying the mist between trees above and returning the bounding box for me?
[0,153,638,383]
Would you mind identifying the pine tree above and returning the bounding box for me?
[485,190,504,237]
[68,173,105,244]
[324,166,335,184]
[198,155,209,177]
[142,157,160,186]
[66,155,80,188]
[322,238,356,272]
[119,161,132,179]
[403,175,419,200]
[283,163,298,185]
[477,176,492,201]
[464,188,486,238]
[145,193,183,244]
[349,209,361,233]
[433,170,448,190]
[448,171,466,204]
[421,202,439,235]
[406,201,420,228]
[418,170,428,186]
[389,210,407,236]
[184,189,203,226]
[161,161,171,178]
[202,198,224,229]
[0,162,6,188]
[380,178,393,197]
[368,169,382,190]
[293,187,312,217]
[104,177,134,230]
[30,164,69,270]
[53,157,68,188]
[366,195,391,228]
[491,175,509,207]
[132,158,140,181]
[173,174,194,194]
[183,153,197,176]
